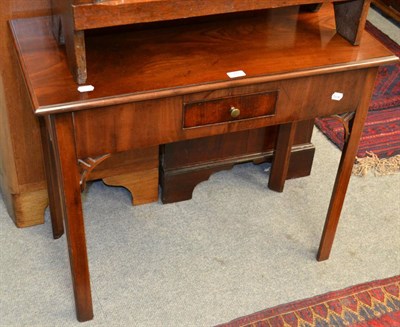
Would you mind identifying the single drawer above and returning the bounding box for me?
[183,91,278,128]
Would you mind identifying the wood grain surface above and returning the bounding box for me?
[0,0,51,226]
[10,2,399,321]
[11,5,396,115]
[72,0,353,30]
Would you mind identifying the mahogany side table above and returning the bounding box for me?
[11,4,398,322]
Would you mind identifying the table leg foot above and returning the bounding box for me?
[268,122,298,193]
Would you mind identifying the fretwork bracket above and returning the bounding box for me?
[78,154,111,192]
[331,112,356,142]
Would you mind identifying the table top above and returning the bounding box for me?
[11,4,397,115]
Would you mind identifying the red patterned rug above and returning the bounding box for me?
[217,275,400,327]
[315,21,400,159]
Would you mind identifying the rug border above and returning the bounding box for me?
[219,275,400,326]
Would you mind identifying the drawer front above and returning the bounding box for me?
[183,91,278,128]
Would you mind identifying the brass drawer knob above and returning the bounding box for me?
[230,106,241,118]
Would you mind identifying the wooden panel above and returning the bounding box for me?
[0,0,51,189]
[51,0,87,83]
[160,119,315,205]
[162,121,314,169]
[88,147,159,180]
[160,144,316,204]
[279,71,368,119]
[9,0,50,15]
[55,1,371,84]
[183,91,278,128]
[0,0,51,223]
[73,97,184,158]
[72,0,350,30]
[334,0,371,45]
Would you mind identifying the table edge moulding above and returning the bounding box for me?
[10,3,399,322]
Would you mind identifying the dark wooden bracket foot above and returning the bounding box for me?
[161,144,315,204]
[160,164,234,204]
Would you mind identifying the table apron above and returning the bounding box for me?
[72,69,369,158]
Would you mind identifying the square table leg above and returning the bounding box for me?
[317,67,379,261]
[50,113,93,321]
[39,117,65,239]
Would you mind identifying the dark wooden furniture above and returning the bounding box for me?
[0,0,51,228]
[160,123,315,204]
[11,4,397,322]
[50,0,372,84]
[372,0,400,21]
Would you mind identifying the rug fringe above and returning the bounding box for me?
[353,152,400,176]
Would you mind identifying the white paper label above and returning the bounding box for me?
[331,92,344,101]
[227,70,246,79]
[77,85,95,93]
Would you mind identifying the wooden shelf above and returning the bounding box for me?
[51,0,372,84]
[73,0,350,30]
